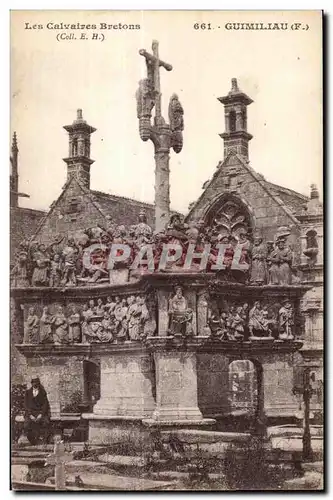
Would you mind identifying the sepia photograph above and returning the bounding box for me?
[10,10,323,491]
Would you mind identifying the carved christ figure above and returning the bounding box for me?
[168,286,193,337]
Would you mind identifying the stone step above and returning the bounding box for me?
[302,462,324,474]
[283,471,323,491]
[97,453,147,468]
[46,472,176,491]
[151,470,226,481]
[12,456,47,466]
[12,450,49,457]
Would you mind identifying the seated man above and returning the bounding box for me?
[24,377,51,444]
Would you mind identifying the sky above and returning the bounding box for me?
[10,10,323,214]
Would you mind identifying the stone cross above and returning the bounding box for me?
[45,435,73,490]
[136,40,184,233]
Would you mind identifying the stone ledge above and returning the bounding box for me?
[142,418,215,428]
[15,343,148,357]
[159,429,251,444]
[82,414,145,421]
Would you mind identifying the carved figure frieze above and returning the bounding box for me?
[205,297,296,343]
[11,206,301,288]
[20,294,156,345]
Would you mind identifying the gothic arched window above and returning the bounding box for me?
[229,110,236,132]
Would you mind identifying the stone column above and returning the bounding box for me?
[152,350,203,421]
[197,293,208,336]
[156,289,170,337]
[154,146,170,233]
[186,289,197,335]
[93,349,156,417]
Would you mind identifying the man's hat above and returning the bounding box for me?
[31,377,40,385]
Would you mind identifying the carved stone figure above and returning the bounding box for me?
[115,298,129,341]
[269,238,293,285]
[11,245,30,287]
[104,296,117,315]
[139,295,156,339]
[238,231,251,266]
[39,306,54,344]
[168,93,184,153]
[127,295,140,340]
[24,307,39,343]
[99,311,115,343]
[95,298,105,317]
[136,78,156,119]
[31,244,50,287]
[248,301,272,338]
[168,286,193,337]
[53,306,69,344]
[86,245,109,283]
[166,214,188,241]
[68,306,81,343]
[266,241,275,283]
[250,234,267,284]
[208,310,229,341]
[105,215,117,238]
[85,317,104,343]
[87,299,96,317]
[61,239,78,287]
[229,306,245,341]
[169,94,184,132]
[303,230,318,264]
[278,300,294,340]
[134,209,153,245]
[81,303,91,343]
[49,253,62,287]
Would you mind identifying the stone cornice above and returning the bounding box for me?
[15,342,148,357]
[144,336,303,354]
[10,274,311,302]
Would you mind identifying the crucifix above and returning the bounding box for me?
[136,40,184,233]
[45,435,73,490]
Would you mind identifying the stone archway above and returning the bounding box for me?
[228,358,264,432]
[83,359,101,411]
[228,359,258,415]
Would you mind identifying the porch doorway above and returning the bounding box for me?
[83,360,101,411]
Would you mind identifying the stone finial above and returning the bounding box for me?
[231,78,239,93]
[310,184,319,199]
[77,109,83,120]
[306,184,322,215]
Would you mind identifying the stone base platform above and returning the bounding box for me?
[82,414,216,447]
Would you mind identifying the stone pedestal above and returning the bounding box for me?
[109,268,129,285]
[261,352,299,418]
[152,350,203,421]
[92,348,156,417]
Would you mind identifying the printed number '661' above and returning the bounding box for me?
[194,23,212,30]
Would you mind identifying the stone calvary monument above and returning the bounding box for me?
[10,41,323,448]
